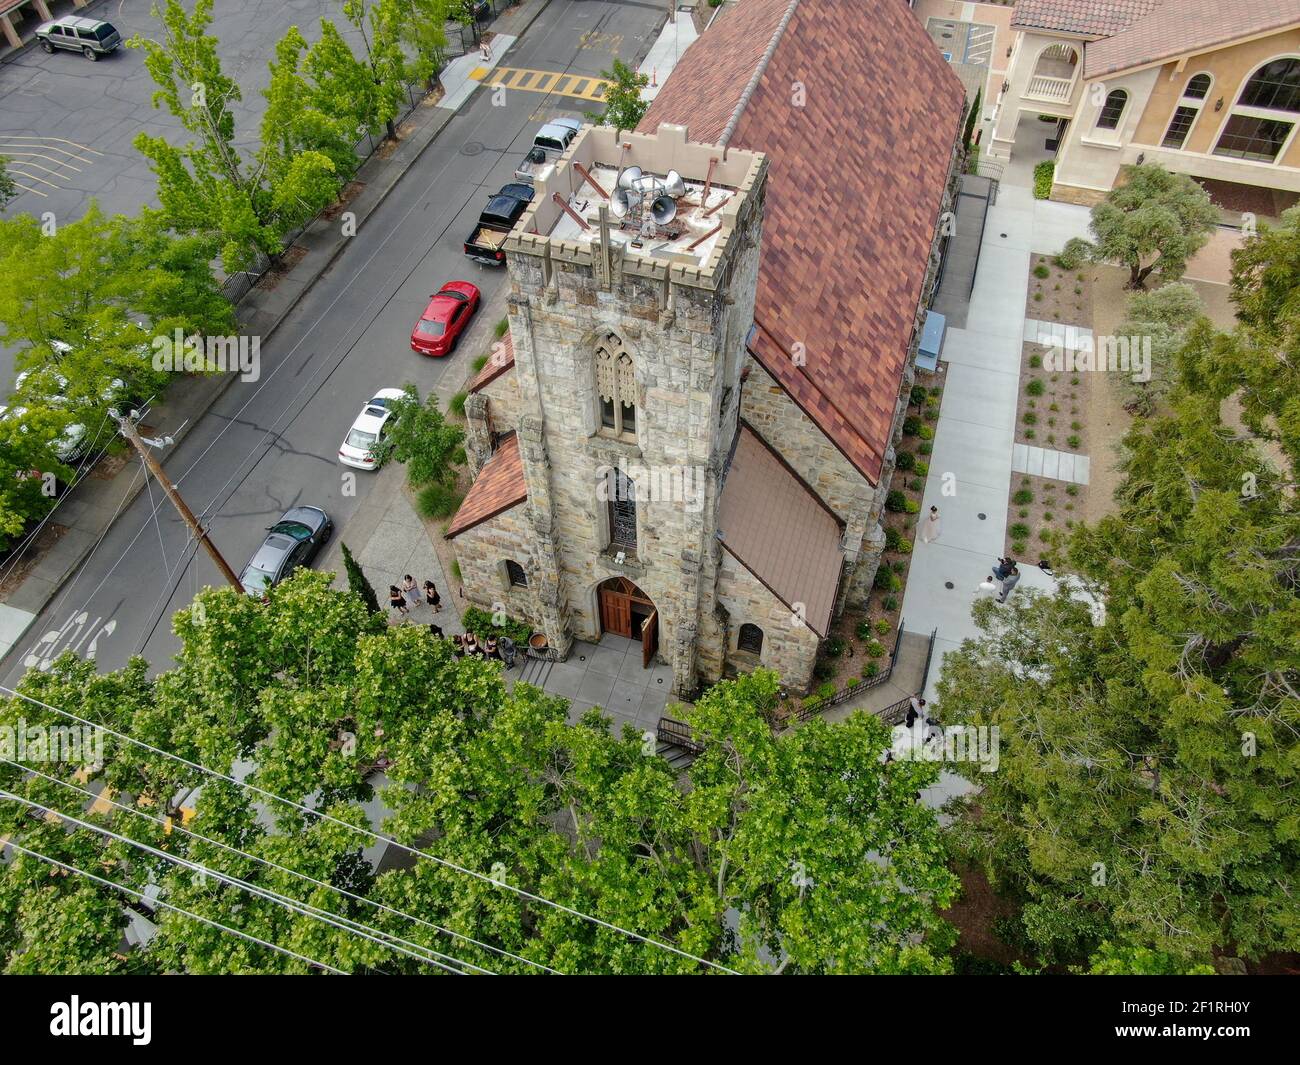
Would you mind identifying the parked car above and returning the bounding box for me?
[34,16,122,60]
[0,405,88,465]
[410,281,481,356]
[463,184,534,266]
[238,506,333,597]
[338,388,405,470]
[512,118,582,184]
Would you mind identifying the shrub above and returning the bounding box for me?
[897,537,913,554]
[816,681,837,701]
[450,391,469,416]
[1024,429,1036,439]
[1067,434,1081,449]
[895,450,915,471]
[825,636,847,658]
[909,383,928,406]
[914,460,929,476]
[1033,291,1043,302]
[856,619,873,640]
[883,595,898,611]
[1013,488,1033,505]
[865,640,885,658]
[884,525,902,550]
[802,694,824,711]
[1032,263,1050,279]
[1026,379,1045,396]
[1043,511,1054,522]
[924,403,940,421]
[908,477,924,492]
[918,440,933,455]
[863,661,880,679]
[451,560,462,581]
[1010,522,1030,539]
[1065,483,1079,496]
[902,415,921,436]
[1029,353,1042,368]
[1071,420,1082,431]
[843,677,860,690]
[891,559,906,574]
[494,318,509,338]
[1054,236,1090,271]
[416,482,462,519]
[461,606,532,644]
[903,500,920,515]
[1022,411,1038,425]
[874,567,894,590]
[885,489,908,512]
[1011,539,1027,555]
[471,353,489,372]
[813,659,837,681]
[1032,160,1054,199]
[875,618,892,636]
[917,425,934,440]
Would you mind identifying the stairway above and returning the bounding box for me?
[655,740,699,771]
[516,655,553,688]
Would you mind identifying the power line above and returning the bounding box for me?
[0,683,738,974]
[0,834,346,974]
[5,757,555,974]
[0,789,484,975]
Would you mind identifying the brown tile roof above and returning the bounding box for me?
[466,330,515,393]
[1084,0,1300,78]
[641,0,965,484]
[1011,0,1163,38]
[445,433,527,539]
[717,425,843,638]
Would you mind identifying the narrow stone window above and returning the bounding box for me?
[505,560,528,587]
[594,334,637,441]
[738,623,764,655]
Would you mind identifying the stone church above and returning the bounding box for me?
[447,0,966,698]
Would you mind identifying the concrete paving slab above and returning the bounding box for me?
[1012,442,1028,472]
[930,418,1019,492]
[606,679,645,715]
[940,327,1022,373]
[1055,451,1075,481]
[939,363,1018,431]
[1074,454,1090,485]
[1026,446,1044,476]
[586,645,626,678]
[578,672,616,706]
[1040,448,1060,480]
[541,663,586,700]
[0,604,36,660]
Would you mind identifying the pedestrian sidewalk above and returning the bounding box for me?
[639,12,698,101]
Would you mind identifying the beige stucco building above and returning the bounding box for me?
[987,0,1300,216]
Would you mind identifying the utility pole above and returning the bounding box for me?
[112,410,244,592]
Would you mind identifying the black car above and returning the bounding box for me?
[239,506,333,596]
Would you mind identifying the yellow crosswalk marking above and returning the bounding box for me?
[468,66,612,102]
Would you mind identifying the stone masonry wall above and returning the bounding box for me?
[449,503,542,628]
[716,547,820,691]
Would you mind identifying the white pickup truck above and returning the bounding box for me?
[512,118,583,183]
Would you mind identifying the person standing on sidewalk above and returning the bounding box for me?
[997,566,1021,603]
[401,574,420,610]
[920,505,941,544]
[389,585,409,618]
[424,579,442,612]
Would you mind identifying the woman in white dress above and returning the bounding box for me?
[920,505,941,544]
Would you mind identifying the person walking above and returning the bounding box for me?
[997,565,1021,603]
[920,505,941,544]
[976,575,999,598]
[401,574,420,610]
[424,580,442,612]
[480,37,491,63]
[389,585,408,618]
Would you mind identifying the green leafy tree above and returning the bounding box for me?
[0,407,73,551]
[0,155,16,209]
[1089,163,1219,289]
[130,0,340,272]
[599,58,649,133]
[380,386,465,491]
[1086,941,1216,975]
[340,541,382,615]
[1113,282,1205,415]
[963,88,981,151]
[1,573,957,974]
[343,0,432,140]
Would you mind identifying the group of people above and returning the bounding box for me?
[389,574,442,617]
[448,631,502,661]
[978,557,1021,604]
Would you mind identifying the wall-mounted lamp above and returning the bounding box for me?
[1214,97,1224,111]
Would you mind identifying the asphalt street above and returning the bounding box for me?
[0,0,669,683]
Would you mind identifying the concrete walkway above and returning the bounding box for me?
[639,12,697,102]
[902,182,1092,722]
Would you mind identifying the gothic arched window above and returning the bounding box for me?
[738,623,764,655]
[594,334,637,441]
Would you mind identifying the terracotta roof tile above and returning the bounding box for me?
[445,433,527,538]
[466,331,515,393]
[1011,0,1163,38]
[642,0,965,484]
[1084,0,1300,79]
[718,425,844,638]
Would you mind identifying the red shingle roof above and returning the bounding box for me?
[445,434,527,538]
[467,330,515,393]
[1011,0,1162,38]
[641,0,965,484]
[1084,0,1300,78]
[718,425,844,638]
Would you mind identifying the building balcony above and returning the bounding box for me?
[1025,74,1075,103]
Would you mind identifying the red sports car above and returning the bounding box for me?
[410,281,481,356]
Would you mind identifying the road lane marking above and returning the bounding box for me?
[468,65,611,102]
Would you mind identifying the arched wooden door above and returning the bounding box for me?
[598,577,658,667]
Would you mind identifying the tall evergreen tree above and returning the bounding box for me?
[340,541,382,615]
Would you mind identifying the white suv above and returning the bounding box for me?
[338,389,405,470]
